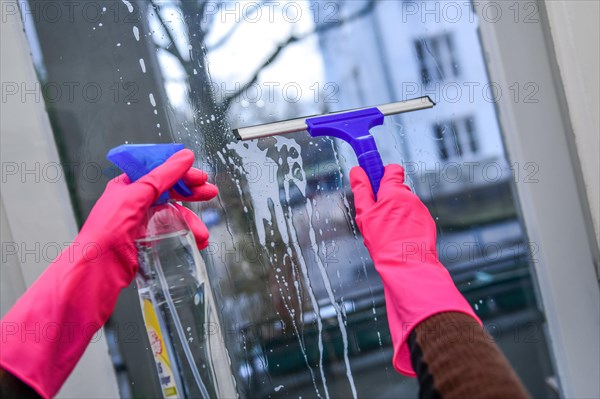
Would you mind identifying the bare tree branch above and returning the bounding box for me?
[221,35,298,109]
[206,0,269,52]
[150,0,188,66]
[149,0,377,110]
[198,0,210,19]
[222,0,378,108]
[200,0,226,34]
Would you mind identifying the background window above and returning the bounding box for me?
[414,32,460,85]
[434,116,479,161]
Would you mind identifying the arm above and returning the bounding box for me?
[350,164,529,398]
[410,312,529,398]
[0,150,217,399]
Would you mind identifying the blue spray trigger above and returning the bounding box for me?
[306,108,385,199]
[107,143,193,203]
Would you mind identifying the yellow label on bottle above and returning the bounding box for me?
[142,299,179,398]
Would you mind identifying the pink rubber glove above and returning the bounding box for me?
[0,149,217,398]
[350,164,480,377]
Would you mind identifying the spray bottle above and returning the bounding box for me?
[107,144,236,399]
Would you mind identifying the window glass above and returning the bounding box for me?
[22,0,556,397]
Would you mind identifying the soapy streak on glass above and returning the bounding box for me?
[225,138,360,398]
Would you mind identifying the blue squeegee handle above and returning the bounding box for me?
[305,107,386,200]
[357,150,385,199]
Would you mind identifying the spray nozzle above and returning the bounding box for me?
[107,144,193,203]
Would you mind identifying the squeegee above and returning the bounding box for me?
[232,96,435,199]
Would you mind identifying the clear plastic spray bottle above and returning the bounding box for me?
[108,144,236,399]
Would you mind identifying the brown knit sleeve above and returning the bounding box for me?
[0,369,42,399]
[409,312,531,399]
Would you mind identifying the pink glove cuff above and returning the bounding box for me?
[379,265,481,376]
[0,246,126,398]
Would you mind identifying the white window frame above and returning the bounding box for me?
[475,1,599,397]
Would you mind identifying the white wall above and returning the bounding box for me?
[0,2,120,397]
[544,0,600,251]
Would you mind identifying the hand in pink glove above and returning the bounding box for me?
[350,164,480,377]
[0,149,217,398]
